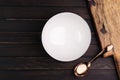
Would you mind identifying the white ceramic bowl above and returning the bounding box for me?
[42,12,91,62]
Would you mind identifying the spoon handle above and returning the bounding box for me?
[88,48,106,63]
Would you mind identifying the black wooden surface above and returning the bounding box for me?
[0,0,118,80]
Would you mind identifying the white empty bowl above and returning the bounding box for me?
[42,12,91,62]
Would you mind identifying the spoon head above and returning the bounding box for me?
[74,63,89,77]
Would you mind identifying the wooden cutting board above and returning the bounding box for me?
[88,0,120,78]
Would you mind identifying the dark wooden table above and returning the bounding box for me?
[0,0,118,80]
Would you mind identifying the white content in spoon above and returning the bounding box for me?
[107,45,113,51]
[76,64,87,74]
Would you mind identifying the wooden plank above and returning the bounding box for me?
[0,19,94,32]
[0,20,45,32]
[88,0,120,78]
[0,7,89,19]
[0,0,86,7]
[0,57,115,70]
[0,32,96,45]
[0,44,98,57]
[0,44,46,57]
[0,69,117,80]
[0,32,40,42]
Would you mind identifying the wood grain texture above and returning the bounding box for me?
[0,0,86,7]
[0,57,115,70]
[88,0,120,78]
[0,44,98,57]
[0,32,96,44]
[0,70,117,80]
[0,20,94,32]
[0,7,89,19]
